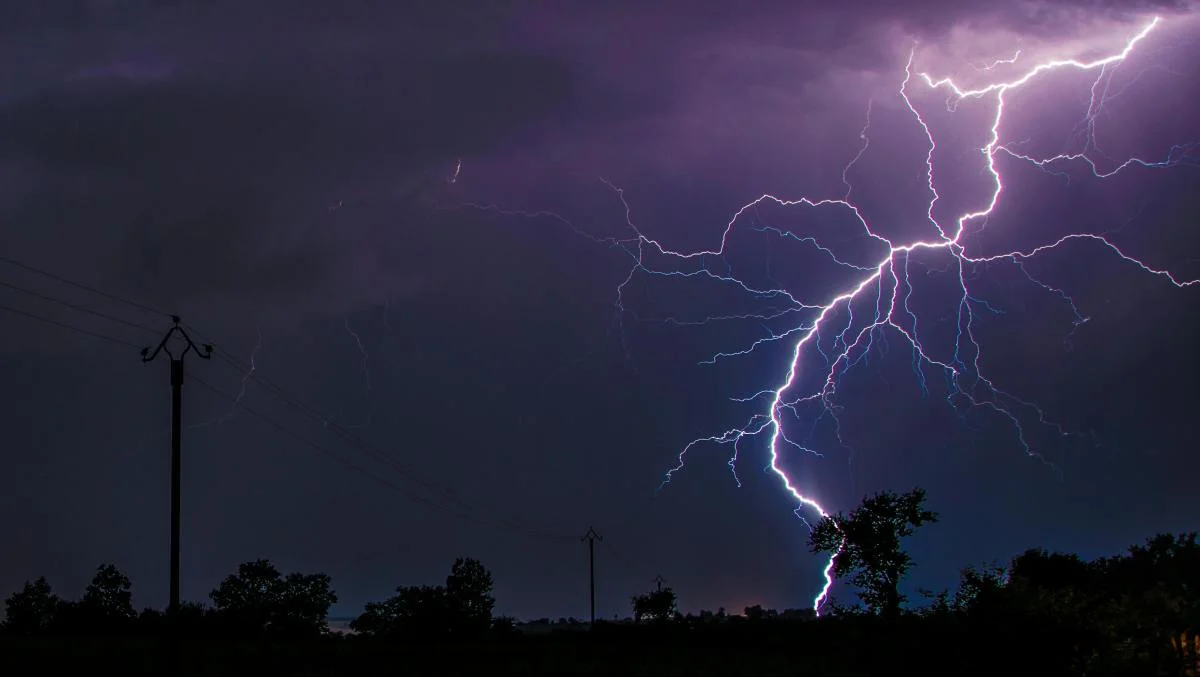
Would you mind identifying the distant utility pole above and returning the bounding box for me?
[141,316,211,617]
[581,526,602,625]
[653,574,666,592]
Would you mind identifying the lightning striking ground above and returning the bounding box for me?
[454,15,1196,614]
[674,15,1195,612]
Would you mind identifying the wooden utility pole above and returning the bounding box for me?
[581,526,602,626]
[141,316,211,617]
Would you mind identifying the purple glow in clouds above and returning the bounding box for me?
[645,15,1196,612]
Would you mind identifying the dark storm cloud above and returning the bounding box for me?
[0,0,1182,317]
[0,39,580,310]
[0,0,1196,622]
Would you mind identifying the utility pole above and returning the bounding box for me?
[653,574,666,592]
[141,316,211,617]
[581,526,602,626]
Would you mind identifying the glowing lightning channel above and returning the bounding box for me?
[454,15,1197,615]
[653,15,1192,613]
[667,15,1192,613]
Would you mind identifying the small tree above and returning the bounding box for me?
[632,586,677,623]
[809,487,938,616]
[210,559,280,633]
[77,564,136,628]
[2,577,60,634]
[446,557,494,637]
[275,571,338,636]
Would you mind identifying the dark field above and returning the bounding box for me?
[0,619,1106,677]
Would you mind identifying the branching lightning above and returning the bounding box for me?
[453,15,1197,614]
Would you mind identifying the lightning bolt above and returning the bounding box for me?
[689,15,1191,612]
[343,313,376,428]
[455,15,1197,614]
[973,46,1022,72]
[187,326,263,431]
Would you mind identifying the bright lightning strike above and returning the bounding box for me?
[456,15,1197,615]
[656,15,1193,613]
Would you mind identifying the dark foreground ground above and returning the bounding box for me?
[3,619,1162,677]
[2,637,819,676]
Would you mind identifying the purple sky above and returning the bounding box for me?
[1,1,1198,620]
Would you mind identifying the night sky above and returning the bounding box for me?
[1,1,1198,622]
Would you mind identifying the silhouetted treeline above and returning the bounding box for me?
[3,490,1197,676]
[2,560,337,638]
[2,556,502,642]
[589,535,1197,675]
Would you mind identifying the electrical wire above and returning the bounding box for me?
[186,370,571,540]
[0,254,596,543]
[188,328,576,542]
[0,253,171,319]
[0,301,144,349]
[0,278,160,335]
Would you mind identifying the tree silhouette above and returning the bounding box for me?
[631,586,677,623]
[809,487,938,616]
[351,557,496,639]
[1100,532,1200,673]
[353,584,449,638]
[209,559,336,637]
[446,557,495,637]
[76,563,136,628]
[952,563,1007,613]
[2,577,60,634]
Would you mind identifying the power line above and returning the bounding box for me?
[0,261,595,542]
[0,253,171,318]
[0,277,573,541]
[0,278,160,335]
[0,288,570,540]
[191,331,574,542]
[0,302,144,349]
[186,370,554,535]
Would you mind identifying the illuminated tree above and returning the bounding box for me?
[809,487,938,617]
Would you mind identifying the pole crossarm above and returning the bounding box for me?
[141,315,213,364]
